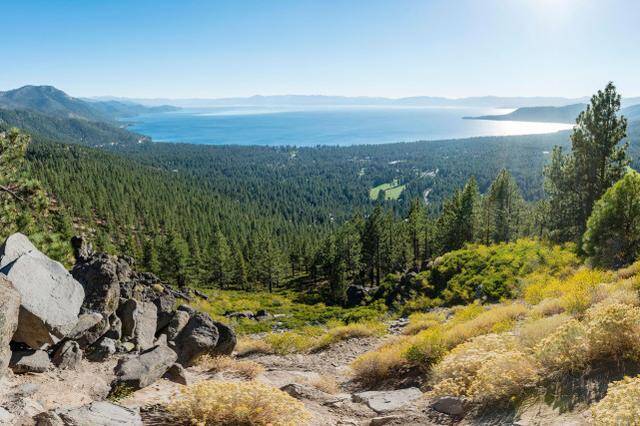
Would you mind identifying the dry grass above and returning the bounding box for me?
[310,321,386,351]
[166,381,311,426]
[403,311,447,335]
[197,355,265,379]
[235,336,272,356]
[350,337,411,384]
[444,303,528,346]
[517,314,571,348]
[300,374,340,394]
[529,297,565,318]
[591,376,640,425]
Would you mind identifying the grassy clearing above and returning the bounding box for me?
[191,289,388,334]
[369,179,405,200]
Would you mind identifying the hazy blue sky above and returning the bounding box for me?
[3,0,639,98]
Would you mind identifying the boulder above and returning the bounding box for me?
[70,235,94,263]
[117,299,157,351]
[0,235,84,349]
[352,388,423,413]
[226,310,254,320]
[430,396,466,416]
[152,292,176,331]
[55,401,142,426]
[69,313,109,349]
[104,315,122,341]
[173,312,219,366]
[0,232,48,268]
[33,411,64,425]
[10,349,52,373]
[88,337,117,362]
[0,276,20,375]
[71,253,121,317]
[280,383,333,402]
[52,340,82,370]
[164,310,190,341]
[212,321,236,355]
[163,363,188,385]
[112,345,177,390]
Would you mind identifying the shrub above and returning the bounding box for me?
[444,303,528,347]
[303,375,340,394]
[584,303,640,361]
[166,381,311,426]
[534,319,589,373]
[351,337,411,384]
[264,330,321,355]
[517,314,571,348]
[310,321,386,351]
[467,351,539,405]
[197,355,265,379]
[591,376,640,425]
[403,311,447,335]
[403,326,448,366]
[430,333,519,398]
[529,297,565,318]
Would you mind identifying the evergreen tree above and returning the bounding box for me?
[161,232,189,288]
[208,227,232,288]
[141,237,160,274]
[361,206,384,285]
[407,198,424,270]
[231,242,249,290]
[483,169,525,243]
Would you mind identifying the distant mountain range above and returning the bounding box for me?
[0,85,178,122]
[465,103,640,124]
[91,94,640,109]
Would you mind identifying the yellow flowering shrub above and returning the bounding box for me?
[403,311,446,335]
[351,337,411,384]
[534,319,589,372]
[235,337,272,356]
[310,321,386,351]
[591,376,640,425]
[430,334,519,398]
[166,381,311,426]
[403,326,448,365]
[584,303,640,361]
[529,297,565,318]
[444,303,528,347]
[196,355,265,379]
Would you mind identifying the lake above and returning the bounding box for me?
[127,106,573,146]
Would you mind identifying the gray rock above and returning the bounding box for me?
[352,388,423,413]
[155,333,168,346]
[117,299,137,340]
[10,349,52,373]
[213,321,236,355]
[226,310,254,320]
[370,416,404,426]
[71,253,121,318]
[0,276,20,375]
[69,313,109,349]
[118,342,135,353]
[70,235,94,263]
[134,301,157,351]
[52,340,82,370]
[165,310,190,341]
[1,235,84,349]
[88,337,117,362]
[113,345,177,390]
[280,383,333,402]
[56,401,142,426]
[104,315,122,341]
[174,312,219,366]
[430,396,465,416]
[0,232,48,268]
[152,292,176,331]
[0,407,16,425]
[163,363,188,385]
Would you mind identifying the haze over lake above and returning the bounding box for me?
[127,106,573,146]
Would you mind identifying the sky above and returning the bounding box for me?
[2,0,640,99]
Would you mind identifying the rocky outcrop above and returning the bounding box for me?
[10,349,52,373]
[52,401,142,425]
[0,233,84,349]
[52,341,82,370]
[71,253,121,318]
[112,345,177,390]
[0,276,20,375]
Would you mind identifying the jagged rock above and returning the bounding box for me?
[163,363,188,385]
[155,334,168,346]
[193,289,209,300]
[352,388,423,413]
[117,299,157,351]
[33,410,64,425]
[0,276,20,375]
[165,310,190,341]
[369,415,405,426]
[70,313,109,349]
[177,304,196,315]
[152,292,176,331]
[0,234,84,349]
[88,337,117,362]
[70,235,94,263]
[280,383,333,402]
[212,321,236,355]
[174,312,220,366]
[431,396,466,416]
[113,345,177,390]
[10,349,52,373]
[52,340,82,370]
[104,315,122,341]
[55,401,142,425]
[71,253,121,318]
[0,407,16,425]
[255,309,272,321]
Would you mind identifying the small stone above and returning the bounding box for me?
[352,388,423,413]
[163,363,188,385]
[52,340,82,370]
[431,396,465,416]
[88,337,117,362]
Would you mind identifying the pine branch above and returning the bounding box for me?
[0,185,24,202]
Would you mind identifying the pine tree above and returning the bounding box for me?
[231,242,249,290]
[208,227,232,288]
[483,169,524,243]
[407,198,424,270]
[141,237,160,274]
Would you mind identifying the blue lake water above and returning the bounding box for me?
[127,106,573,146]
